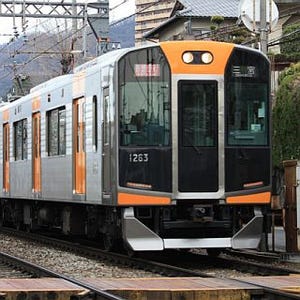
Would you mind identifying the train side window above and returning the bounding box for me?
[47,106,66,156]
[13,119,27,161]
[92,95,97,151]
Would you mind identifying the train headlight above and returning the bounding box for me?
[182,51,214,64]
[201,52,213,64]
[182,52,194,64]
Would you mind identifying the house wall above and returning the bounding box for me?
[156,18,236,42]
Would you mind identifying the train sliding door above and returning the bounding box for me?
[102,87,111,197]
[32,112,41,192]
[73,98,86,194]
[178,81,218,192]
[3,123,10,193]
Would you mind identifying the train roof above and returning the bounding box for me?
[74,47,130,73]
[30,74,73,94]
[0,91,33,113]
[73,43,161,73]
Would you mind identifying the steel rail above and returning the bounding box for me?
[1,228,300,299]
[0,251,126,300]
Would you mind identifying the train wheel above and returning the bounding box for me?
[24,224,31,233]
[0,205,10,228]
[0,209,4,228]
[15,220,23,231]
[123,242,137,257]
[103,233,117,251]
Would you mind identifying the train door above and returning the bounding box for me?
[102,87,111,197]
[178,81,218,192]
[32,112,41,192]
[73,98,86,194]
[3,123,10,193]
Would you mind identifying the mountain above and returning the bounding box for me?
[0,16,135,99]
[110,15,135,49]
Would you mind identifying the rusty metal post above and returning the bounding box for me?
[283,160,298,252]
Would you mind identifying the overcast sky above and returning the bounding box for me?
[110,0,135,22]
[0,0,136,44]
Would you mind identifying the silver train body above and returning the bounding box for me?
[0,41,271,252]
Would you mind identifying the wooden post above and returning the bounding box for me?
[283,160,298,252]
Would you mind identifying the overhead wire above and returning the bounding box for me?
[1,0,300,83]
[0,19,69,83]
[0,7,105,82]
[0,17,92,81]
[0,0,147,81]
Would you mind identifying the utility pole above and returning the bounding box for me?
[260,0,268,54]
[240,0,278,54]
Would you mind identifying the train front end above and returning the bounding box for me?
[117,41,271,251]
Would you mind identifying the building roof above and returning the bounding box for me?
[145,0,239,39]
[173,0,240,18]
[173,0,295,18]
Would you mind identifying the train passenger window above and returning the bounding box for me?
[13,119,27,160]
[47,106,66,156]
[118,46,171,147]
[92,95,98,151]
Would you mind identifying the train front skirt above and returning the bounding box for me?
[122,207,264,251]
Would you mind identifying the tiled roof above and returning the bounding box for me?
[175,0,240,18]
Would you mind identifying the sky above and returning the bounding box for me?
[0,0,136,44]
[110,0,135,22]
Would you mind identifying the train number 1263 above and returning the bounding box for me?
[129,153,149,163]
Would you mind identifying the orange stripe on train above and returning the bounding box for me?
[226,192,271,204]
[160,41,234,75]
[3,110,9,122]
[118,192,171,205]
[32,97,41,111]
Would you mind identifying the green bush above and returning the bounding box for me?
[280,23,300,55]
[272,63,300,166]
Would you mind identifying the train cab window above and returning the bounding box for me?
[14,119,28,160]
[227,83,268,146]
[225,49,269,146]
[118,46,171,146]
[47,106,66,156]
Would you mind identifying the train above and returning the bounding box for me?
[0,40,271,253]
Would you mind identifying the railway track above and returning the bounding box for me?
[0,252,34,278]
[0,228,213,278]
[0,250,127,300]
[1,227,299,277]
[1,249,299,300]
[1,227,300,299]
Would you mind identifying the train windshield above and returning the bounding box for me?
[225,49,270,146]
[118,47,171,146]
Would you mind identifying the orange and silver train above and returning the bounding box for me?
[0,41,271,252]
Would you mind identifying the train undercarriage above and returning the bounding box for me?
[0,198,266,253]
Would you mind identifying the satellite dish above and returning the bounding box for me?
[239,0,279,33]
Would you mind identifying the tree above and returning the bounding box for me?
[272,63,300,167]
[209,16,255,45]
[271,23,300,64]
[280,23,300,55]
